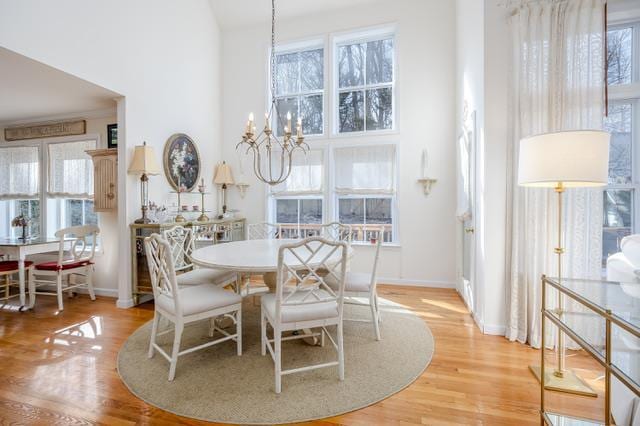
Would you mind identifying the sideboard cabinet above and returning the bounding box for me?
[130,217,245,305]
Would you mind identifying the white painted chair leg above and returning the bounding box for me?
[370,295,381,341]
[168,322,184,381]
[148,313,160,358]
[236,307,242,356]
[337,322,345,381]
[87,267,96,301]
[375,293,382,324]
[56,274,64,311]
[261,310,267,356]
[27,268,36,309]
[274,327,282,394]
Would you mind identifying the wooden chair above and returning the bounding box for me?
[247,222,282,240]
[325,228,383,340]
[0,261,34,308]
[32,225,99,311]
[162,225,237,288]
[144,233,242,381]
[261,236,349,393]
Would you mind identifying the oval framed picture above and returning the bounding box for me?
[163,133,201,192]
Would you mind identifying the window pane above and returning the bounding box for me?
[276,199,298,223]
[275,52,299,95]
[603,227,632,266]
[339,198,364,224]
[365,198,392,223]
[366,87,393,130]
[300,94,323,135]
[604,189,633,228]
[338,43,365,88]
[84,200,98,225]
[275,97,299,136]
[607,27,633,85]
[300,199,322,224]
[604,102,632,184]
[15,200,40,237]
[300,49,323,91]
[339,91,364,132]
[366,39,393,84]
[66,199,84,227]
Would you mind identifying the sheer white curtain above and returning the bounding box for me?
[506,0,606,347]
[334,145,396,194]
[0,146,39,199]
[48,140,96,198]
[270,149,323,195]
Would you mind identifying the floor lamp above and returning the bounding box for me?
[518,130,610,396]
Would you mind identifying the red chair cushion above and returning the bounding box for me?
[0,261,33,272]
[35,260,93,271]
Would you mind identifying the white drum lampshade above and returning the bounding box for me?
[518,130,610,188]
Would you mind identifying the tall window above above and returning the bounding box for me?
[336,32,394,133]
[0,146,40,238]
[603,21,640,265]
[273,45,324,137]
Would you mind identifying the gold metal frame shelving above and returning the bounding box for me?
[540,275,640,425]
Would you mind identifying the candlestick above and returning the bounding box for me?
[286,111,291,131]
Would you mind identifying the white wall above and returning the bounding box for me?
[454,0,509,335]
[221,0,457,286]
[0,0,223,306]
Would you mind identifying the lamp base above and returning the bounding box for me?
[529,365,597,397]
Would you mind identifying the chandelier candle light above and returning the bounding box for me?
[236,0,309,185]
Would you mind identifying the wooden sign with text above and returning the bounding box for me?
[4,119,86,141]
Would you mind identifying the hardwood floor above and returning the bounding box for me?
[0,285,605,425]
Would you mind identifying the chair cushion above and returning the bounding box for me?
[156,284,242,316]
[261,290,339,323]
[176,268,236,287]
[0,260,33,272]
[35,260,93,271]
[621,234,640,267]
[325,272,373,293]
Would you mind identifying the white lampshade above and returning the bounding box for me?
[518,130,610,188]
[128,142,161,175]
[214,161,234,185]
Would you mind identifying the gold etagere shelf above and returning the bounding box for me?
[540,275,640,425]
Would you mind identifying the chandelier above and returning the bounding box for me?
[236,0,308,186]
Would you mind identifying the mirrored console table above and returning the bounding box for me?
[540,276,640,425]
[130,217,245,305]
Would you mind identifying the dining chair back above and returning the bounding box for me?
[145,233,181,310]
[248,222,282,240]
[261,236,349,393]
[162,226,194,272]
[319,222,353,243]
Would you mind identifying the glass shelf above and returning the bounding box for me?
[171,210,212,213]
[544,412,602,426]
[169,191,211,195]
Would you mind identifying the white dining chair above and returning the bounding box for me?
[325,228,383,340]
[260,236,348,393]
[31,224,99,311]
[320,222,353,243]
[144,233,243,381]
[248,222,282,240]
[162,225,237,288]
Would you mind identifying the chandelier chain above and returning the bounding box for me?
[270,0,276,97]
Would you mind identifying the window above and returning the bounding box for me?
[273,45,324,136]
[603,21,640,264]
[0,138,98,239]
[269,150,324,237]
[334,145,396,242]
[336,32,394,133]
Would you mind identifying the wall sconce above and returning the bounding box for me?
[236,180,249,198]
[418,148,437,195]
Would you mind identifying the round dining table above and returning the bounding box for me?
[190,238,351,291]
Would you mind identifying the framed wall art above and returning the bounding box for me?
[163,133,201,192]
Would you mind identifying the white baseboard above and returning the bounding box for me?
[379,277,456,288]
[483,324,506,336]
[116,298,135,309]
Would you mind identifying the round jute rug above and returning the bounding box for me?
[117,297,434,425]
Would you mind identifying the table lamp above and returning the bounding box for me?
[214,161,234,215]
[128,142,161,223]
[518,130,610,396]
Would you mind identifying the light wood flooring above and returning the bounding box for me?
[0,285,605,425]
